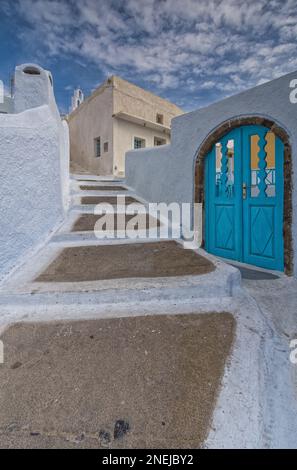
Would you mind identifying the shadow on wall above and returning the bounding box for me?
[0,63,69,280]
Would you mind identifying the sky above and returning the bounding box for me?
[0,0,297,113]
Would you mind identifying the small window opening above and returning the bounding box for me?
[154,137,166,146]
[134,137,146,149]
[104,142,109,153]
[95,137,101,158]
[156,113,164,124]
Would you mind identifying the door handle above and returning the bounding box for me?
[242,182,247,199]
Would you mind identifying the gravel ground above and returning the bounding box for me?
[35,241,215,283]
[0,313,235,449]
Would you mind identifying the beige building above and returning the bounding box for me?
[68,76,183,176]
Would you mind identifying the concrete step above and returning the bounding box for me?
[71,174,124,182]
[50,233,176,245]
[70,190,136,200]
[73,195,141,204]
[0,240,241,317]
[69,195,145,214]
[51,210,166,242]
[0,281,238,323]
[0,268,240,328]
[0,294,235,329]
[70,178,131,190]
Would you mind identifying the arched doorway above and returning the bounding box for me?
[195,117,293,274]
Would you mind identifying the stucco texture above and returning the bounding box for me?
[0,107,64,280]
[125,71,297,275]
[0,64,68,280]
[68,75,183,177]
[68,85,114,176]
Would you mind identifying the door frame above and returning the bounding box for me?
[194,116,293,275]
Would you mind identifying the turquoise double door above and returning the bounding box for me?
[205,125,284,271]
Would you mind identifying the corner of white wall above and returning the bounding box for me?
[60,119,70,212]
[0,63,70,279]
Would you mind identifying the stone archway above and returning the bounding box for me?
[194,116,293,275]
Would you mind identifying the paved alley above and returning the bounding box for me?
[0,174,296,449]
[0,313,234,449]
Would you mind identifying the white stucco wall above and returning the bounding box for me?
[0,64,69,280]
[60,119,70,211]
[126,71,297,275]
[14,64,54,114]
[0,96,13,114]
[113,117,169,175]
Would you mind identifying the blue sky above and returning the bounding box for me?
[1,0,297,113]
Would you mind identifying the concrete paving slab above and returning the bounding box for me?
[229,264,279,280]
[0,240,239,302]
[0,313,235,449]
[81,196,139,205]
[80,185,127,191]
[35,241,214,283]
[71,213,160,232]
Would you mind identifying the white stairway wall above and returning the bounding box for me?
[0,64,69,280]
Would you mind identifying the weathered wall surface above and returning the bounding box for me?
[113,76,183,127]
[125,71,297,275]
[113,118,170,175]
[14,65,54,114]
[68,75,183,176]
[0,96,13,114]
[68,83,114,176]
[112,76,182,176]
[0,64,68,280]
[60,119,70,211]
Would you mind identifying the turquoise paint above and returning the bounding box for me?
[205,125,284,271]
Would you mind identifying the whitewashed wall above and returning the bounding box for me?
[126,71,297,276]
[0,64,69,280]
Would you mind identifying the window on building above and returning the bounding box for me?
[95,137,101,157]
[104,142,109,153]
[154,137,167,146]
[134,137,146,149]
[156,113,164,124]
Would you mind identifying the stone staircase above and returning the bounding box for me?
[53,174,164,243]
[0,174,241,326]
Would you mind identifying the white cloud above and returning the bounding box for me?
[2,0,297,104]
